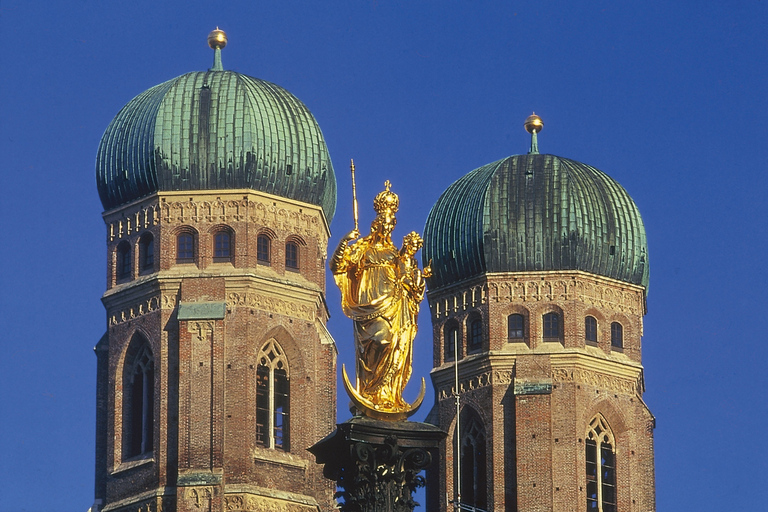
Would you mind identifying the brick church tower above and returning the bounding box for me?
[92,30,337,512]
[422,116,655,512]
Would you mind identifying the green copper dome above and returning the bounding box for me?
[96,69,336,220]
[422,154,649,290]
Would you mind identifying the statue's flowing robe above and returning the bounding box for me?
[333,238,416,409]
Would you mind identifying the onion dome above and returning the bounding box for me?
[423,115,648,291]
[96,29,337,221]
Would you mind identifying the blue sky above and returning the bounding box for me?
[1,1,766,510]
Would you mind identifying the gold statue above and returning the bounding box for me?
[331,180,430,420]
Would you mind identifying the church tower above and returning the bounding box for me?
[422,116,655,512]
[93,30,337,512]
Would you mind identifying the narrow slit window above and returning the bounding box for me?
[285,241,299,269]
[585,316,597,343]
[611,322,623,349]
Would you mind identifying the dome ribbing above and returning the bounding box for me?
[422,154,648,290]
[96,70,336,221]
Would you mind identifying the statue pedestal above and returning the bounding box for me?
[309,416,446,512]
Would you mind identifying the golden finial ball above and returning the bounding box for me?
[524,113,544,134]
[208,28,227,50]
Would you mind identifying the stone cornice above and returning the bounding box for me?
[430,351,644,400]
[428,270,645,319]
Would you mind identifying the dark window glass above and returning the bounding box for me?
[586,439,599,510]
[543,312,560,340]
[611,322,623,349]
[117,242,131,280]
[274,368,289,450]
[469,318,483,351]
[508,314,524,340]
[459,411,487,511]
[444,325,459,362]
[256,365,270,447]
[585,316,597,343]
[214,231,231,260]
[123,339,154,459]
[139,234,154,271]
[285,241,298,269]
[257,235,270,264]
[177,233,194,262]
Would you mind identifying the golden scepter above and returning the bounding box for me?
[350,159,359,231]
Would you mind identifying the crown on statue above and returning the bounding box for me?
[373,180,399,214]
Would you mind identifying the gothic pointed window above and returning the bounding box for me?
[611,322,623,349]
[586,415,616,512]
[139,233,154,272]
[457,408,487,511]
[585,316,598,343]
[256,339,290,451]
[123,335,154,459]
[508,314,525,341]
[116,241,131,280]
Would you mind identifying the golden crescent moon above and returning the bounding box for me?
[342,364,426,421]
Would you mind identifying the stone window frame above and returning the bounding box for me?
[256,338,290,451]
[586,414,616,512]
[122,333,155,461]
[457,407,488,511]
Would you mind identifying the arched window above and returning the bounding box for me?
[543,312,561,341]
[611,322,623,349]
[257,234,271,264]
[468,317,483,352]
[256,339,289,450]
[213,230,232,261]
[285,241,299,270]
[116,241,131,280]
[444,323,460,362]
[586,415,616,512]
[458,408,487,511]
[139,233,154,272]
[177,232,195,263]
[508,314,525,341]
[123,335,154,459]
[585,316,598,343]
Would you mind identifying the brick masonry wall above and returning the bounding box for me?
[426,270,655,512]
[96,191,337,512]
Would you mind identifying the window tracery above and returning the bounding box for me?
[256,339,289,450]
[586,414,616,512]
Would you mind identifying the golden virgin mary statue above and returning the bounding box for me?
[330,181,430,420]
